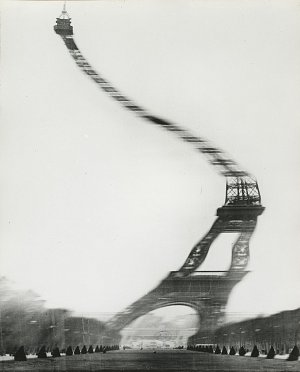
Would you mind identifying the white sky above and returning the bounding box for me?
[0,0,300,321]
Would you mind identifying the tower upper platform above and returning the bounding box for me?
[54,4,73,36]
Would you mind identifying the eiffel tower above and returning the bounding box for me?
[54,5,264,344]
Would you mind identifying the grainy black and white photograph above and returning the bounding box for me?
[0,0,300,371]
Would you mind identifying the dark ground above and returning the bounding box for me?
[1,350,300,372]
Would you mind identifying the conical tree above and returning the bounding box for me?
[95,345,100,353]
[208,346,214,354]
[266,346,276,359]
[74,346,80,355]
[239,346,246,356]
[99,345,103,352]
[229,346,236,355]
[14,346,27,361]
[88,345,94,354]
[102,347,106,354]
[215,345,221,354]
[287,345,299,361]
[221,346,228,355]
[251,345,259,357]
[37,346,47,359]
[81,345,87,354]
[66,346,73,356]
[51,347,61,357]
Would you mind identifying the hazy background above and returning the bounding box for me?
[0,0,300,323]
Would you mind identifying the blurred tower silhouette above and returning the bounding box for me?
[54,4,265,345]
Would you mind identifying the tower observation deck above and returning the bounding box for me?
[54,3,73,36]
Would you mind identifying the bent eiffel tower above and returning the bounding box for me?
[54,5,264,344]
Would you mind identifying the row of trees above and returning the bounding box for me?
[187,344,300,361]
[14,344,120,361]
[213,307,300,354]
[0,277,107,355]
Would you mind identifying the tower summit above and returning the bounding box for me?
[54,2,73,36]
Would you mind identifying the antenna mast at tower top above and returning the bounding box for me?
[60,1,69,18]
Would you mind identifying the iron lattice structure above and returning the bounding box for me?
[54,7,264,343]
